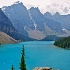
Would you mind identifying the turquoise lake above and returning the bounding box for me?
[0,41,70,70]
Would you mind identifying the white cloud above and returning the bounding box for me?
[0,0,51,7]
[0,0,70,15]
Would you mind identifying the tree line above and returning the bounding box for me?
[54,36,70,49]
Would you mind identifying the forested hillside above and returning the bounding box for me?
[54,37,70,49]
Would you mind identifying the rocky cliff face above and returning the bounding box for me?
[2,2,35,37]
[0,8,18,40]
[0,8,33,41]
[44,12,70,31]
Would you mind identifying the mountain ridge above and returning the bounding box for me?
[0,32,18,44]
[0,8,34,41]
[2,2,70,40]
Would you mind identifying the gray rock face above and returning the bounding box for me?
[0,8,32,41]
[2,2,67,40]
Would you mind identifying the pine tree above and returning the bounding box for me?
[20,45,26,70]
[11,65,15,70]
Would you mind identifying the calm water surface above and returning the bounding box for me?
[0,41,70,70]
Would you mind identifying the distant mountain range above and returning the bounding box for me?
[1,1,70,40]
[44,12,70,37]
[44,12,70,31]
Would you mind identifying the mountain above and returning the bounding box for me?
[2,3,45,40]
[0,32,18,44]
[29,7,64,34]
[2,2,65,40]
[2,2,35,37]
[0,8,33,41]
[0,8,18,40]
[44,12,70,37]
[44,12,70,31]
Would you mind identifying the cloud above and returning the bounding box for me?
[0,0,70,15]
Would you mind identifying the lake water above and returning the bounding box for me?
[0,41,70,70]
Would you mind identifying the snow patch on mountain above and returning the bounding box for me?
[29,10,37,30]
